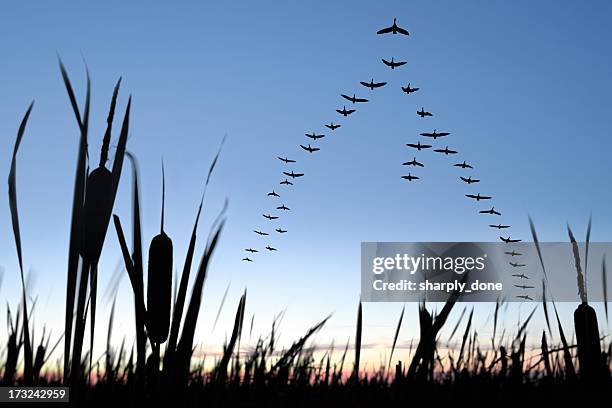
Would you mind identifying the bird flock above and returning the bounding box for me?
[241,18,531,300]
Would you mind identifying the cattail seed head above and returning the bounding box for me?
[81,166,113,262]
[574,303,601,380]
[147,231,173,344]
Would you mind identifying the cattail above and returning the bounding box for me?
[81,166,113,262]
[147,163,173,344]
[574,302,601,380]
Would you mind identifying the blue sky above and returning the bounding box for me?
[1,0,611,364]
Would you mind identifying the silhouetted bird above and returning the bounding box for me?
[283,171,304,179]
[326,123,341,130]
[265,245,277,251]
[516,295,533,301]
[280,179,294,185]
[466,193,491,201]
[263,214,279,220]
[278,156,296,163]
[505,250,522,256]
[275,228,287,233]
[514,284,534,290]
[336,106,356,116]
[460,176,480,184]
[382,58,407,69]
[377,18,410,35]
[242,257,253,262]
[417,107,432,117]
[245,248,258,253]
[406,141,432,151]
[401,173,419,181]
[360,78,387,90]
[403,157,424,167]
[512,273,529,279]
[254,230,269,236]
[454,161,473,169]
[500,236,521,243]
[267,190,280,197]
[510,262,527,268]
[420,130,450,139]
[341,93,368,103]
[276,204,290,211]
[490,224,510,229]
[300,144,320,153]
[480,207,501,215]
[434,146,458,155]
[305,132,325,140]
[401,83,419,94]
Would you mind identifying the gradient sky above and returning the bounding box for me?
[1,1,612,367]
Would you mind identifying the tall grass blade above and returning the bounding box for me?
[59,61,90,383]
[353,302,362,379]
[212,282,231,332]
[8,102,35,384]
[387,305,404,371]
[603,256,608,323]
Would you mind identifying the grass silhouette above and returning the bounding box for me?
[1,66,611,407]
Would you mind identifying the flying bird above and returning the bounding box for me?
[420,130,450,139]
[341,93,368,103]
[500,236,522,243]
[510,262,527,268]
[516,295,533,301]
[267,190,280,197]
[489,224,510,229]
[377,18,410,35]
[406,141,432,151]
[505,250,522,256]
[512,273,529,279]
[280,179,294,185]
[336,106,356,116]
[242,257,253,262]
[466,193,492,201]
[514,284,534,290]
[300,144,320,153]
[263,214,279,220]
[401,83,419,94]
[360,78,387,90]
[283,171,304,179]
[275,228,287,234]
[382,58,407,69]
[460,176,480,184]
[434,146,458,155]
[245,248,258,253]
[401,173,419,181]
[403,157,424,167]
[265,245,277,252]
[278,156,296,164]
[325,123,341,130]
[480,207,501,215]
[276,204,290,211]
[454,161,473,169]
[305,132,325,140]
[254,230,269,236]
[417,107,432,118]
